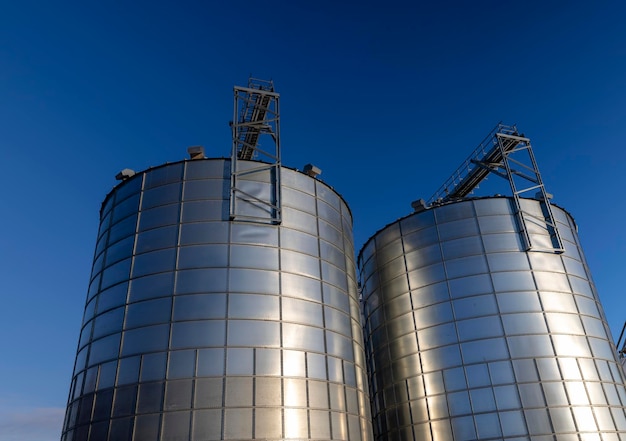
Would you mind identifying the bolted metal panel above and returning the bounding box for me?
[359,197,626,441]
[62,158,373,441]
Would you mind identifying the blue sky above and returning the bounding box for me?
[1,1,626,439]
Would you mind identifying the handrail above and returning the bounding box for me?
[427,123,519,205]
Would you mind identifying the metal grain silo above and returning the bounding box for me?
[359,126,626,440]
[60,80,373,441]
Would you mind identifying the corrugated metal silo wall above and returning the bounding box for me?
[359,197,626,440]
[61,158,374,441]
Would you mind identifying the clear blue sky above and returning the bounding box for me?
[1,1,625,439]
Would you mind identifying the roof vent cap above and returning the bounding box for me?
[187,146,205,160]
[535,191,553,200]
[411,199,427,213]
[115,169,136,180]
[303,163,322,178]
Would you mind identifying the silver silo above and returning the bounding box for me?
[359,125,626,440]
[61,158,373,441]
[60,79,373,441]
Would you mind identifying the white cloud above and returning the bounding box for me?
[0,407,65,441]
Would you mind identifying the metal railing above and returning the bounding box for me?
[427,123,518,205]
[426,123,563,253]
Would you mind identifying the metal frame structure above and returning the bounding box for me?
[230,78,281,224]
[428,123,564,253]
[617,321,626,359]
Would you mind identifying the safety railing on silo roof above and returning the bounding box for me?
[427,123,564,253]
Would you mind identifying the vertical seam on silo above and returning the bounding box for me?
[398,218,418,441]
[430,203,455,438]
[473,200,507,439]
[314,179,328,441]
[277,168,285,439]
[222,158,231,440]
[179,160,195,440]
